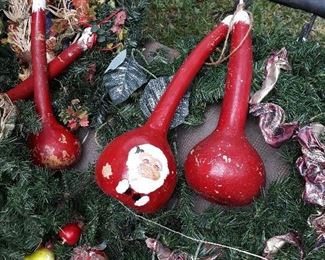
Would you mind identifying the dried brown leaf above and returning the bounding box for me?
[250,48,297,147]
[0,94,17,141]
[309,211,325,250]
[145,238,222,260]
[296,124,325,206]
[250,103,298,148]
[250,47,291,105]
[145,238,187,260]
[263,231,304,260]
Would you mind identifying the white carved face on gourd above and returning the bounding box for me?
[115,144,170,207]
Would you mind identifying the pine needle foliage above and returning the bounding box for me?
[0,0,324,259]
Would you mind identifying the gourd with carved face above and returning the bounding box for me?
[115,144,171,207]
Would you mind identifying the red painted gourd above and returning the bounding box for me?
[5,27,96,102]
[95,15,233,214]
[184,8,266,206]
[28,0,81,169]
[3,11,123,102]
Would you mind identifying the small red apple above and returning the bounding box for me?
[58,222,83,246]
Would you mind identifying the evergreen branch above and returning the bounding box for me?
[119,202,267,260]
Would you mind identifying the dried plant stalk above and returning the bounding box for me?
[48,0,78,30]
[3,0,30,23]
[0,94,17,141]
[7,18,31,55]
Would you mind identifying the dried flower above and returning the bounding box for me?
[47,0,79,30]
[111,10,127,34]
[3,0,30,23]
[6,18,31,59]
[59,99,90,131]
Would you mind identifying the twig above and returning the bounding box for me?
[310,112,325,122]
[94,122,107,148]
[131,49,158,79]
[193,242,203,260]
[81,129,90,144]
[151,233,161,260]
[206,3,253,66]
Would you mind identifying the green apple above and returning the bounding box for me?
[24,248,55,260]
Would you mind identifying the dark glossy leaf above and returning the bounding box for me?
[91,25,100,33]
[140,76,190,129]
[103,57,148,104]
[97,28,106,35]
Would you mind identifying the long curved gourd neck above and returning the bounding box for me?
[145,15,233,136]
[31,0,55,122]
[216,9,252,136]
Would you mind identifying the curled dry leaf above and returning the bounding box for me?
[70,242,108,260]
[249,47,291,105]
[145,238,188,260]
[308,211,325,250]
[250,48,297,147]
[145,238,222,260]
[0,94,17,141]
[85,63,97,85]
[104,49,127,72]
[296,124,325,207]
[249,103,299,148]
[71,0,96,25]
[263,231,304,260]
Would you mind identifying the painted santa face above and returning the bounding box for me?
[126,144,169,194]
[115,144,170,206]
[137,152,163,181]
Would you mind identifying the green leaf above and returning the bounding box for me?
[97,28,106,35]
[91,25,100,33]
[97,36,106,43]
